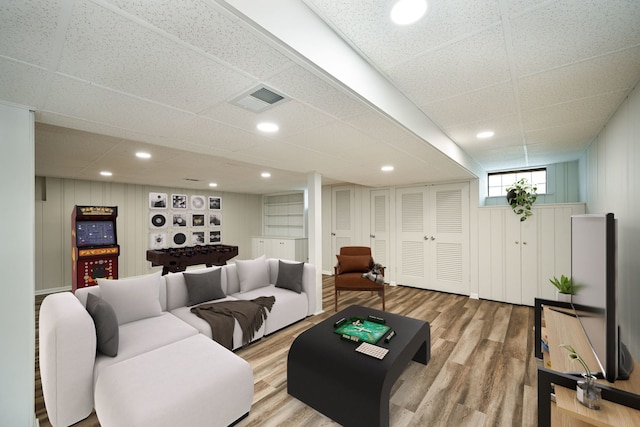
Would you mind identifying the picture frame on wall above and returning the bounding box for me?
[149,232,167,249]
[209,213,222,226]
[191,231,205,245]
[209,230,221,244]
[172,213,188,227]
[171,194,188,209]
[149,212,167,228]
[191,195,206,210]
[149,192,168,209]
[171,231,188,247]
[192,213,205,227]
[209,196,221,210]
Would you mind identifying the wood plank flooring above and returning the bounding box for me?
[35,277,538,426]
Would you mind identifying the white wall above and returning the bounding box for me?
[0,102,36,426]
[35,177,262,293]
[579,82,640,362]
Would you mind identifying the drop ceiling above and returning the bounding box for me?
[1,0,639,194]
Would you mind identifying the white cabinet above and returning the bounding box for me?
[395,182,470,295]
[478,203,585,306]
[251,237,308,262]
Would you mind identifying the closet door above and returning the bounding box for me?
[429,183,470,295]
[332,186,354,255]
[370,189,390,270]
[395,187,429,288]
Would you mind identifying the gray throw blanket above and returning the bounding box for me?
[191,296,275,350]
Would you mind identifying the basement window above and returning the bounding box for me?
[488,168,547,197]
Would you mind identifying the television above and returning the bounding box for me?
[76,220,117,247]
[570,213,632,382]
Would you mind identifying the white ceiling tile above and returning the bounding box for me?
[308,0,502,68]
[0,0,64,67]
[104,0,293,79]
[510,0,640,76]
[387,25,511,103]
[522,91,629,131]
[0,58,53,109]
[519,47,640,111]
[421,82,517,128]
[59,1,255,113]
[266,64,372,120]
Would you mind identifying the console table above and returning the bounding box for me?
[535,298,640,426]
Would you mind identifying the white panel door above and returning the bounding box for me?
[332,186,354,255]
[395,187,429,288]
[429,183,470,295]
[370,189,389,269]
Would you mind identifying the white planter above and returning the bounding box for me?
[555,291,572,302]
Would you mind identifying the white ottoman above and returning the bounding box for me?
[94,334,253,427]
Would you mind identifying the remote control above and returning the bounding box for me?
[334,317,347,328]
[356,342,389,359]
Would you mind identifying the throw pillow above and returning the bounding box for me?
[275,260,304,293]
[183,268,225,306]
[336,255,372,274]
[85,293,119,357]
[98,271,163,325]
[236,255,270,293]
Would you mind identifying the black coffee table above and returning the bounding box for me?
[287,305,431,427]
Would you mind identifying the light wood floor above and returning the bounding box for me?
[35,277,538,426]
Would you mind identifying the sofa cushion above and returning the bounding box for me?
[184,268,225,306]
[98,271,163,325]
[165,266,226,310]
[94,334,253,427]
[93,312,198,381]
[85,293,119,357]
[236,255,270,293]
[337,254,371,273]
[275,260,304,293]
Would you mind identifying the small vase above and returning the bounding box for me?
[576,375,601,410]
[555,291,571,303]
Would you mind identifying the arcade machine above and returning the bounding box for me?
[71,205,120,292]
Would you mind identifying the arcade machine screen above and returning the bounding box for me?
[76,221,116,247]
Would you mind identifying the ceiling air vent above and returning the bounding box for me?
[231,85,288,113]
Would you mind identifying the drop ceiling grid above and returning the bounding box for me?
[420,81,518,130]
[264,63,374,121]
[508,1,640,76]
[385,25,512,105]
[307,0,502,69]
[58,1,256,114]
[0,0,63,68]
[0,58,53,109]
[104,0,294,80]
[517,47,640,112]
[43,74,197,137]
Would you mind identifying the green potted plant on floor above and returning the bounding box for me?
[506,178,537,221]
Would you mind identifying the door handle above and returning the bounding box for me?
[370,234,376,238]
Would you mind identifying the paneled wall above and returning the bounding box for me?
[35,177,262,293]
[579,82,640,362]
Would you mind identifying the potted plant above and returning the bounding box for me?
[549,274,578,302]
[560,344,601,409]
[505,178,537,221]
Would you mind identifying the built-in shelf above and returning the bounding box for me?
[263,192,305,238]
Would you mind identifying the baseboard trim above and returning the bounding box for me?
[35,285,71,296]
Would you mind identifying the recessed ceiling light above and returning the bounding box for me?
[261,172,271,178]
[381,165,395,172]
[208,182,218,188]
[136,151,151,159]
[391,0,428,25]
[100,171,112,177]
[476,130,495,139]
[257,122,279,133]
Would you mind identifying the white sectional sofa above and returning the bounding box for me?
[39,256,316,427]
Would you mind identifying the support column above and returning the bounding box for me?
[307,171,323,314]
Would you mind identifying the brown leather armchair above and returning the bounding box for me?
[334,246,385,312]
